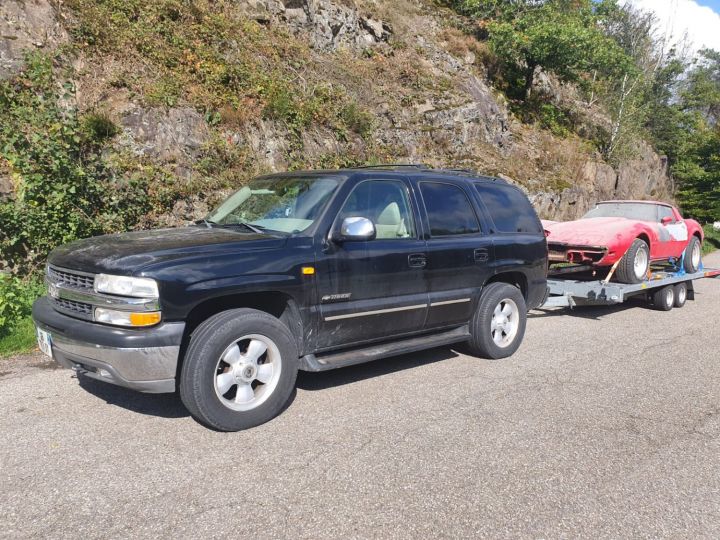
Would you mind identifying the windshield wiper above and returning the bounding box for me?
[195,218,217,228]
[222,222,268,235]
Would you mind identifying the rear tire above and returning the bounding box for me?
[673,282,687,308]
[616,239,650,284]
[651,285,675,311]
[467,282,527,359]
[683,236,701,273]
[179,308,298,431]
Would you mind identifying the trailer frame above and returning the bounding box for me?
[542,264,720,309]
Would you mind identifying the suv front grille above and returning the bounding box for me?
[47,266,95,290]
[52,298,93,316]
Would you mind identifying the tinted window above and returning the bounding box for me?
[475,184,541,233]
[338,180,415,239]
[420,182,480,237]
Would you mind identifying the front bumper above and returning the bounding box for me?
[32,297,185,393]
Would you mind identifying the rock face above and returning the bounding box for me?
[528,145,672,220]
[239,0,391,51]
[119,107,210,162]
[0,0,68,79]
[0,173,13,200]
[0,0,676,225]
[616,142,670,200]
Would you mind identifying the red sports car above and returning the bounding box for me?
[543,201,704,284]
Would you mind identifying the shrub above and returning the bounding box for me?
[0,274,44,336]
[0,52,148,274]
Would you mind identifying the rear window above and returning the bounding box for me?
[475,184,542,234]
[420,182,480,237]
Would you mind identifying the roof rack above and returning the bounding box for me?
[354,163,430,170]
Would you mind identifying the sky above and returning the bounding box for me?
[625,0,720,55]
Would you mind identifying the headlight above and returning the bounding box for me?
[94,274,159,298]
[94,308,162,327]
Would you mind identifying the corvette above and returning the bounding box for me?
[543,201,704,284]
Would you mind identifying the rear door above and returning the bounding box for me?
[315,177,429,350]
[416,180,494,329]
[473,182,548,309]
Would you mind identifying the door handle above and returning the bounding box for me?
[408,253,427,268]
[474,248,489,263]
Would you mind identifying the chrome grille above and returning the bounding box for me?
[48,266,95,290]
[52,298,93,316]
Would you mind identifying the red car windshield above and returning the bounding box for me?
[582,203,659,222]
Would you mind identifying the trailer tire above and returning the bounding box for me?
[651,285,675,311]
[616,239,650,284]
[683,236,701,274]
[467,282,527,359]
[673,282,687,308]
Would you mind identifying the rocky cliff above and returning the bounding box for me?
[0,0,674,223]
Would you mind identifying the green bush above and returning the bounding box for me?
[0,274,44,336]
[0,52,149,274]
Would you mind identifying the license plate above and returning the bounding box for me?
[36,328,53,359]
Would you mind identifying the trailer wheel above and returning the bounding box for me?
[616,239,650,284]
[651,285,675,311]
[467,282,527,359]
[683,236,701,273]
[673,282,687,308]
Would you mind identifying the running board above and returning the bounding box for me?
[300,326,470,372]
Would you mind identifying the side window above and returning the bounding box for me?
[338,180,415,239]
[658,205,674,223]
[419,182,480,237]
[475,184,542,234]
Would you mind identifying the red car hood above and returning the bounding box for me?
[544,217,647,247]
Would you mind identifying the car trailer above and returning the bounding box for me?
[542,264,720,311]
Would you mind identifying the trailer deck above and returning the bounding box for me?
[542,265,720,309]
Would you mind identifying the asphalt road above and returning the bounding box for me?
[2,252,720,539]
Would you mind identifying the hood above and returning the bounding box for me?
[48,226,287,275]
[544,217,646,246]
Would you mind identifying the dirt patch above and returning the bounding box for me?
[29,360,60,371]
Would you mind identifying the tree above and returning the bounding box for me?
[468,0,632,99]
[672,50,720,221]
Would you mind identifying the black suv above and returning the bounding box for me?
[33,166,547,430]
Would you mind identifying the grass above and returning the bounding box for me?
[703,223,720,255]
[0,318,38,358]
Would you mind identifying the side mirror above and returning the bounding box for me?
[661,216,673,225]
[333,217,376,243]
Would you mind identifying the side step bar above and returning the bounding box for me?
[300,326,470,372]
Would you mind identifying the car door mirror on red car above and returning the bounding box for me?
[661,216,673,225]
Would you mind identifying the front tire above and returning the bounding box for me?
[683,236,701,273]
[616,238,650,284]
[467,282,527,359]
[179,308,298,431]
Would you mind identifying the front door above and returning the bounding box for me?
[315,178,428,351]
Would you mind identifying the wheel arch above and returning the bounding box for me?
[484,271,528,301]
[636,231,651,250]
[178,291,304,380]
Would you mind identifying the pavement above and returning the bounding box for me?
[1,251,720,539]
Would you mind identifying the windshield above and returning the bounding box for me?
[582,202,659,222]
[207,175,341,234]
